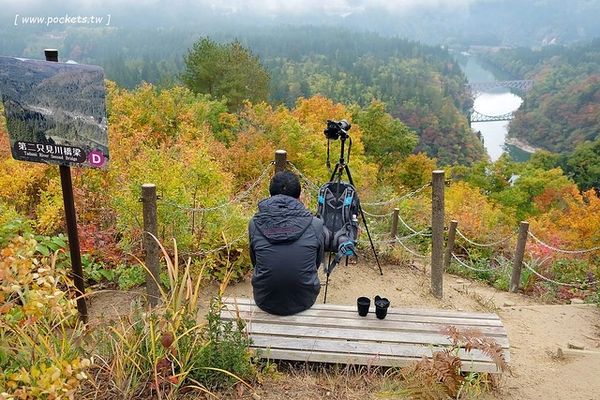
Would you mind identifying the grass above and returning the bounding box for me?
[378,327,507,400]
[82,236,259,399]
[227,354,504,400]
[2,227,510,399]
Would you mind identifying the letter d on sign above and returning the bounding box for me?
[88,150,105,167]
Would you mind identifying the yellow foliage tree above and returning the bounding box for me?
[532,186,600,252]
[446,181,516,243]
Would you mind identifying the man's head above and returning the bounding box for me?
[269,171,301,199]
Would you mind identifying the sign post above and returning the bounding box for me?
[45,49,88,322]
[0,51,110,322]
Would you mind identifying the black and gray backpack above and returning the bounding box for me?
[317,181,360,259]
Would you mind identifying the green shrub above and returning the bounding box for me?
[117,264,146,290]
[551,259,598,287]
[83,257,117,285]
[492,272,510,291]
[90,240,257,398]
[188,300,256,389]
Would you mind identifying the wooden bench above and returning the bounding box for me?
[221,297,510,373]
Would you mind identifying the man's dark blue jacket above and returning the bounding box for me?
[249,194,324,316]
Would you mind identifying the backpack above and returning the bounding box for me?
[317,181,360,254]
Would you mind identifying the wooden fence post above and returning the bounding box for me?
[275,150,287,173]
[431,170,445,299]
[390,208,399,238]
[510,221,530,293]
[444,220,458,271]
[142,184,160,307]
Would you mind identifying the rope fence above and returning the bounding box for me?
[456,228,514,248]
[287,161,322,193]
[396,238,428,258]
[162,162,274,213]
[527,231,600,254]
[180,232,248,257]
[398,213,431,236]
[138,149,599,302]
[372,229,430,245]
[448,240,501,273]
[362,209,395,218]
[396,230,430,242]
[362,182,431,207]
[522,261,600,288]
[446,220,600,292]
[451,253,498,272]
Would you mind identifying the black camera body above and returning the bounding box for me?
[324,119,351,140]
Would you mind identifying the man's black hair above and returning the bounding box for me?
[269,171,301,199]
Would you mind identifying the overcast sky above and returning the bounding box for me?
[1,0,479,16]
[201,0,475,15]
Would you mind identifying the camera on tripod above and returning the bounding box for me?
[318,118,383,303]
[324,119,351,140]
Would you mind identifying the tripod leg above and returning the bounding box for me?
[358,204,383,275]
[324,253,332,303]
[323,273,330,303]
[330,163,341,183]
[343,165,383,276]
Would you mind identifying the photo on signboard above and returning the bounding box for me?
[0,56,109,169]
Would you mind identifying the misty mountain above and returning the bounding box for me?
[2,0,600,47]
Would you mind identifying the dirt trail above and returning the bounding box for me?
[226,263,600,400]
[488,304,600,400]
[88,263,600,399]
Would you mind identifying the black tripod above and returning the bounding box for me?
[323,134,383,303]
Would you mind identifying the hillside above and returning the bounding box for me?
[0,28,485,165]
[480,40,600,154]
[2,69,600,400]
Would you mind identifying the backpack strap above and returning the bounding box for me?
[342,187,354,225]
[317,186,326,216]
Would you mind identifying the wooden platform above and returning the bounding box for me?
[221,297,510,373]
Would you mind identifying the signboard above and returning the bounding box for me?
[0,56,109,169]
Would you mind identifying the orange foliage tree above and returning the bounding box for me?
[531,186,600,256]
[3,80,598,286]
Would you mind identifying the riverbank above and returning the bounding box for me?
[505,137,540,154]
[459,56,525,161]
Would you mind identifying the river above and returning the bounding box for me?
[458,55,532,162]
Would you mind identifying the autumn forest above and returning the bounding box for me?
[1,16,600,399]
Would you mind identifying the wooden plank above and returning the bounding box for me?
[223,303,504,327]
[220,297,510,373]
[223,297,500,320]
[250,334,509,363]
[251,334,510,363]
[258,349,503,374]
[242,322,510,349]
[225,302,504,327]
[221,310,508,337]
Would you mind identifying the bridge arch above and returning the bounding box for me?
[468,80,534,95]
[468,80,532,123]
[469,109,514,123]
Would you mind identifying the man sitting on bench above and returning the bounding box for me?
[249,171,325,316]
